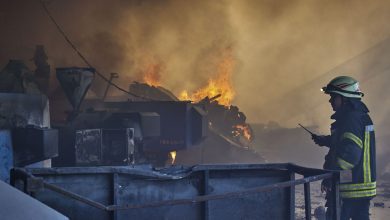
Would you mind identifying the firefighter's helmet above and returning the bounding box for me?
[322,76,364,98]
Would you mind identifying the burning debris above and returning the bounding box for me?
[132,47,254,150]
[196,95,254,147]
[103,47,258,164]
[125,80,257,164]
[179,48,235,106]
[1,44,260,168]
[128,85,253,148]
[233,124,253,143]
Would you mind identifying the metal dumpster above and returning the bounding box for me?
[11,163,340,220]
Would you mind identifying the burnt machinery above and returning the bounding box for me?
[0,90,58,183]
[52,67,207,167]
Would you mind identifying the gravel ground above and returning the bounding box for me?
[294,181,390,220]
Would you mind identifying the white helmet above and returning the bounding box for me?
[322,76,364,98]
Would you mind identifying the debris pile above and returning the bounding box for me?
[124,81,262,164]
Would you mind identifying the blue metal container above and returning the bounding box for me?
[11,164,339,220]
[0,130,13,183]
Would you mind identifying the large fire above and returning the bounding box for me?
[138,49,253,147]
[142,63,162,87]
[179,49,235,106]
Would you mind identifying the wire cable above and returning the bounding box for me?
[39,0,156,100]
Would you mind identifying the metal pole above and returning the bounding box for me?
[289,172,295,220]
[304,182,311,220]
[202,170,210,220]
[331,172,340,220]
[43,182,107,210]
[112,173,119,220]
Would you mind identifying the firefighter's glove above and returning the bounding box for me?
[312,134,328,147]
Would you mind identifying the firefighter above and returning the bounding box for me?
[312,76,376,220]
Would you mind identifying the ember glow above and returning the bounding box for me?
[170,151,177,164]
[142,64,162,87]
[179,49,235,106]
[233,124,253,141]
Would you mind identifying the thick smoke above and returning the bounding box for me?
[229,0,390,127]
[2,0,390,171]
[0,0,236,94]
[2,0,390,123]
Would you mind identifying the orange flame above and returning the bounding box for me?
[179,49,235,106]
[233,124,252,141]
[179,90,190,101]
[142,63,162,87]
[170,151,177,164]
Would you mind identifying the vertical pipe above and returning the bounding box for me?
[23,177,28,193]
[202,170,210,220]
[112,173,119,220]
[304,182,311,220]
[332,172,340,220]
[289,172,295,220]
[10,169,15,187]
[185,102,191,147]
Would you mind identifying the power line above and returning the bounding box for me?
[39,0,156,101]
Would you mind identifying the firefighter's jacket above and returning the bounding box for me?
[323,99,376,199]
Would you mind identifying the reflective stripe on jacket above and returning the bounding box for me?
[323,99,376,199]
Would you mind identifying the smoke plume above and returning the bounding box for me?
[2,0,390,170]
